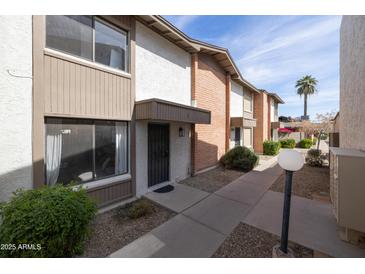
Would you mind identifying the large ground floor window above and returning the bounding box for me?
[45,117,129,186]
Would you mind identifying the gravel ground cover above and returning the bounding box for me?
[179,166,245,193]
[269,164,330,201]
[82,199,175,257]
[213,223,313,258]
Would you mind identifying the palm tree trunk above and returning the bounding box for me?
[304,94,308,117]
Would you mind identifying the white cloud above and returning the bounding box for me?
[167,15,200,30]
[238,16,341,62]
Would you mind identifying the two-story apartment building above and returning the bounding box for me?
[229,80,258,149]
[0,15,283,208]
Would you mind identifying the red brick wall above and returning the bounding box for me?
[267,96,272,140]
[253,92,264,153]
[194,53,227,172]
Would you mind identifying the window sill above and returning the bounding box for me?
[44,48,132,79]
[74,173,132,191]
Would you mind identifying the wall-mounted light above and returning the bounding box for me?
[179,127,185,137]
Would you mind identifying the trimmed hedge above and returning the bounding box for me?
[220,146,259,172]
[263,140,281,155]
[298,138,313,149]
[306,149,325,167]
[0,185,97,258]
[279,139,296,149]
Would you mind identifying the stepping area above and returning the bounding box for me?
[144,183,209,213]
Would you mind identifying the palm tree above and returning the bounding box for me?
[295,75,318,119]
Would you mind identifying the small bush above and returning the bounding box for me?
[127,199,153,219]
[0,185,97,258]
[263,141,281,155]
[306,149,325,167]
[319,132,328,140]
[298,138,313,149]
[279,139,296,149]
[220,146,259,172]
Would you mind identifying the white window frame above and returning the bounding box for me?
[45,118,131,187]
[45,15,130,73]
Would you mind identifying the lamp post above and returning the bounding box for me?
[273,149,304,257]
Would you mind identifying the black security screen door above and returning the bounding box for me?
[148,123,170,187]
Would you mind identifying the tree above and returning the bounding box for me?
[295,75,318,118]
[314,111,337,149]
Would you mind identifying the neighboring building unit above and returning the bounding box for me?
[329,15,365,245]
[229,80,258,149]
[253,90,284,153]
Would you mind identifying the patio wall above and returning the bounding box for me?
[0,16,33,202]
[340,16,365,150]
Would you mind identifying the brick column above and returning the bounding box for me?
[253,92,264,153]
[191,53,198,175]
[191,53,198,106]
[225,73,231,152]
[267,96,272,140]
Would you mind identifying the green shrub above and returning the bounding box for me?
[279,139,296,149]
[0,185,97,258]
[220,146,259,172]
[298,138,313,148]
[306,149,325,167]
[127,199,153,219]
[319,132,328,140]
[263,141,281,155]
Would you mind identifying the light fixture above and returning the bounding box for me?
[274,149,304,257]
[278,149,304,172]
[178,127,185,137]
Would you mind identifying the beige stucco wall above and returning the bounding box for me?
[340,16,365,150]
[0,16,33,202]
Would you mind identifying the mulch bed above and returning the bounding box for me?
[213,223,313,258]
[269,164,330,201]
[179,166,245,193]
[82,199,175,257]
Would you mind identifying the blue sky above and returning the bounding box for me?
[164,15,342,119]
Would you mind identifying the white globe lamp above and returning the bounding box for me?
[274,149,304,257]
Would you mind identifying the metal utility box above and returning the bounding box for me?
[330,147,365,234]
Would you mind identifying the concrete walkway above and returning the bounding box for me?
[110,162,281,258]
[243,190,365,257]
[109,159,365,258]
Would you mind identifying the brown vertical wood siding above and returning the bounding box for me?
[32,16,136,207]
[43,54,132,120]
[87,180,133,208]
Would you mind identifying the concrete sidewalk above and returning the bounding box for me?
[110,162,281,258]
[244,190,365,258]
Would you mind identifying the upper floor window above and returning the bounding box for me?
[46,15,129,72]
